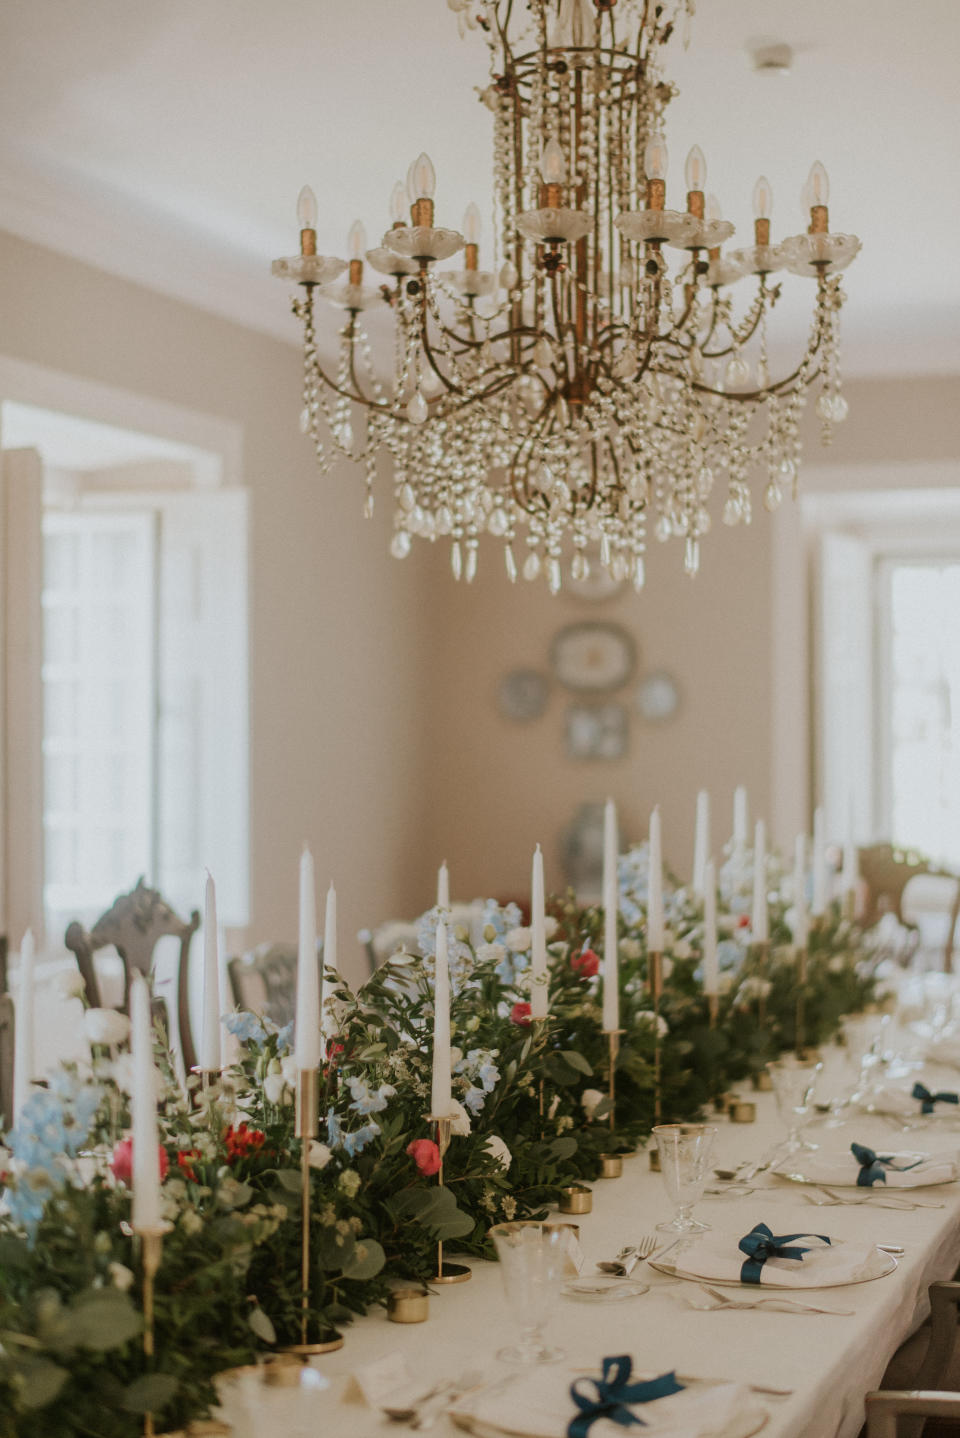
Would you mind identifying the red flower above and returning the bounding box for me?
[109,1136,169,1187]
[406,1139,442,1176]
[737,915,750,929]
[223,1123,266,1163]
[510,1002,532,1027]
[572,948,600,978]
[177,1148,201,1182]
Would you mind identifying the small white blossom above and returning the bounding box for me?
[828,956,846,974]
[263,1072,286,1105]
[672,939,693,960]
[637,1012,669,1037]
[449,1047,464,1069]
[661,957,674,981]
[448,1099,471,1136]
[505,926,532,953]
[108,1262,134,1292]
[180,1209,203,1236]
[281,1055,298,1087]
[56,969,87,1001]
[476,942,506,967]
[308,1141,332,1170]
[544,916,559,940]
[484,1135,512,1171]
[83,1008,131,1047]
[620,939,642,961]
[581,1088,605,1118]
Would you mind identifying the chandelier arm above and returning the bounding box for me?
[344,315,385,412]
[508,393,556,511]
[699,287,725,351]
[691,361,823,405]
[549,273,575,388]
[306,345,390,413]
[699,289,768,358]
[419,284,468,398]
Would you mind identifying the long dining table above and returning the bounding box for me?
[220,1055,960,1438]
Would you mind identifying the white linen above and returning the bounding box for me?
[452,1367,755,1438]
[772,1147,958,1188]
[921,1038,960,1069]
[853,1078,960,1118]
[662,1228,888,1287]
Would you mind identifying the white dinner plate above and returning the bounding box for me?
[561,1276,649,1302]
[770,1156,955,1190]
[650,1247,897,1290]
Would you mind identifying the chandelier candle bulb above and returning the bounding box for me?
[12,928,35,1120]
[463,201,481,270]
[703,858,718,999]
[390,180,408,227]
[602,799,619,1034]
[437,859,450,910]
[647,806,665,953]
[297,184,318,255]
[684,145,706,217]
[751,820,769,944]
[431,917,453,1118]
[752,175,772,246]
[294,845,321,1071]
[199,871,221,1077]
[692,788,711,898]
[130,973,163,1233]
[347,220,367,285]
[531,844,548,1021]
[807,161,830,233]
[811,806,828,918]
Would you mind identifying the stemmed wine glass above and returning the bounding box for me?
[489,1222,568,1364]
[767,1057,823,1149]
[652,1123,717,1233]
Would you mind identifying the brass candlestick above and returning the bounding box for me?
[754,941,769,1027]
[136,1224,169,1438]
[276,1067,324,1355]
[650,950,664,1125]
[795,946,808,1056]
[606,1029,624,1131]
[429,1115,471,1284]
[707,993,719,1028]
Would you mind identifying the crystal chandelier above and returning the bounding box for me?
[273,0,860,593]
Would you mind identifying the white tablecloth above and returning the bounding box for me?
[224,1064,960,1438]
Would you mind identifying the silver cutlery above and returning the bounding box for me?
[684,1282,854,1316]
[597,1234,660,1274]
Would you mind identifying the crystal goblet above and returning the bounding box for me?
[767,1057,823,1149]
[652,1123,717,1234]
[488,1221,568,1364]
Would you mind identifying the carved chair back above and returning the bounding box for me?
[65,879,201,1072]
[0,935,12,1130]
[859,843,960,971]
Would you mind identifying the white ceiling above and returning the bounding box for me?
[0,0,957,378]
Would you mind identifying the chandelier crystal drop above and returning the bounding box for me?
[273,0,860,592]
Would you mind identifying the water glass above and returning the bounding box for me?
[489,1221,568,1364]
[767,1057,823,1147]
[652,1123,717,1233]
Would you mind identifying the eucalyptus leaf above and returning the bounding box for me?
[121,1372,180,1414]
[12,1355,68,1409]
[548,1136,578,1161]
[341,1237,385,1281]
[275,1168,303,1193]
[560,1049,593,1076]
[70,1290,142,1352]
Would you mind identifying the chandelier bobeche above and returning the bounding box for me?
[273,0,860,593]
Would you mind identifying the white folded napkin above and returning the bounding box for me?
[661,1229,888,1288]
[854,1083,922,1116]
[452,1366,755,1438]
[773,1146,956,1188]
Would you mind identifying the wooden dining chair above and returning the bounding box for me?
[858,844,960,971]
[65,879,201,1072]
[227,940,324,1024]
[0,935,12,1131]
[866,1390,960,1437]
[871,1283,960,1437]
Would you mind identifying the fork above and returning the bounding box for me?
[686,1283,854,1316]
[597,1233,661,1274]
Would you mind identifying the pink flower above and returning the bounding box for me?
[510,1002,532,1027]
[406,1139,442,1176]
[572,948,599,979]
[110,1136,169,1187]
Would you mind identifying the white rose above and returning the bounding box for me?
[505,926,532,953]
[448,1099,471,1136]
[673,939,693,960]
[581,1088,605,1119]
[484,1135,512,1171]
[449,1047,464,1070]
[620,939,642,961]
[308,1141,332,1170]
[110,1054,136,1094]
[56,969,87,1001]
[263,1072,286,1105]
[476,943,506,966]
[108,1262,134,1292]
[281,1055,298,1087]
[544,916,559,940]
[661,957,674,981]
[83,1008,131,1047]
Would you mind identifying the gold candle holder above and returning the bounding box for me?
[707,993,719,1029]
[729,1099,757,1124]
[795,946,808,1056]
[605,1028,625,1133]
[598,1153,623,1179]
[280,1067,342,1357]
[136,1223,170,1438]
[388,1285,430,1324]
[558,1183,593,1214]
[752,1070,773,1092]
[649,951,664,1125]
[429,1115,472,1284]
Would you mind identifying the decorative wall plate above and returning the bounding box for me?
[565,703,628,761]
[567,553,625,603]
[636,670,681,722]
[497,668,550,722]
[550,622,636,693]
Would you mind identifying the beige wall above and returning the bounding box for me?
[0,228,436,981]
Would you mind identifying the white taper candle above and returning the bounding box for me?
[732,786,749,857]
[437,861,450,910]
[792,833,809,949]
[531,844,548,1021]
[602,801,619,1033]
[703,858,718,995]
[13,929,35,1120]
[647,807,665,952]
[751,820,769,943]
[692,789,711,898]
[294,846,321,1070]
[811,806,827,916]
[431,916,452,1116]
[199,872,221,1072]
[130,972,163,1231]
[321,882,335,1062]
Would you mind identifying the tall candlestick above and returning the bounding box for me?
[294,846,321,1071]
[792,833,809,950]
[751,820,768,943]
[130,972,163,1232]
[199,872,221,1073]
[692,789,710,898]
[13,929,35,1119]
[732,786,748,857]
[437,860,450,910]
[431,917,452,1117]
[530,844,548,1021]
[321,882,335,1061]
[703,859,718,996]
[811,807,827,917]
[602,801,619,1033]
[647,807,665,953]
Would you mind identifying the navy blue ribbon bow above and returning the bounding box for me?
[737,1222,830,1284]
[567,1357,685,1437]
[851,1141,923,1186]
[912,1082,959,1115]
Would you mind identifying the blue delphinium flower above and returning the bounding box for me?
[346,1078,396,1115]
[326,1107,343,1149]
[463,1085,486,1116]
[341,1121,380,1157]
[225,1012,268,1045]
[275,1021,294,1055]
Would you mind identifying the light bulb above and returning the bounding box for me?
[297,185,318,231]
[705,193,722,223]
[684,144,707,192]
[407,152,436,205]
[389,181,407,224]
[752,175,773,220]
[643,134,669,182]
[538,137,567,186]
[462,202,482,245]
[807,160,830,207]
[347,220,367,261]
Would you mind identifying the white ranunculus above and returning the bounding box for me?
[544,916,559,940]
[484,1135,511,1171]
[476,942,506,966]
[505,926,532,953]
[637,1012,669,1038]
[661,957,674,981]
[620,939,642,961]
[108,1262,134,1292]
[263,1072,286,1105]
[448,1099,471,1136]
[83,1008,131,1047]
[281,1055,298,1087]
[672,939,693,960]
[56,969,87,1001]
[449,1046,464,1070]
[308,1141,332,1170]
[581,1088,605,1119]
